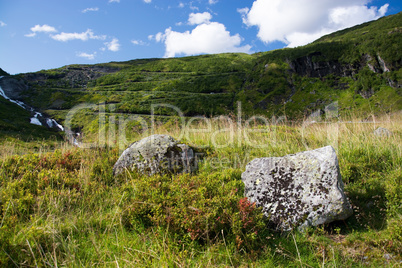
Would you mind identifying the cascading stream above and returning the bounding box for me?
[0,76,64,131]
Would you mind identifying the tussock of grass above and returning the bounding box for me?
[0,113,401,266]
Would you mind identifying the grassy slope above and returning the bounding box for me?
[0,114,401,266]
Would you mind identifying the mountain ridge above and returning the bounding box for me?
[0,12,401,137]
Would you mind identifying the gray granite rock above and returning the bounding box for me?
[373,127,392,137]
[241,146,353,231]
[113,134,196,176]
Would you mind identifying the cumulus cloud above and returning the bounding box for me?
[0,21,6,27]
[240,0,389,47]
[77,52,96,60]
[51,29,106,42]
[209,0,218,4]
[143,0,152,3]
[188,12,212,25]
[82,7,99,13]
[25,24,57,37]
[109,0,120,3]
[104,38,120,51]
[31,24,57,33]
[153,21,251,57]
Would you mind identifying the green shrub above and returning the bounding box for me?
[123,169,269,251]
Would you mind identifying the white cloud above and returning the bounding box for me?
[155,32,164,42]
[241,0,389,47]
[82,7,99,13]
[31,24,57,33]
[237,7,249,16]
[154,22,252,58]
[188,12,212,25]
[25,32,37,37]
[209,0,218,4]
[131,39,147,46]
[109,0,120,3]
[189,3,199,11]
[0,21,6,27]
[104,38,120,51]
[178,3,185,8]
[51,29,106,42]
[143,0,152,3]
[77,52,96,60]
[25,24,57,37]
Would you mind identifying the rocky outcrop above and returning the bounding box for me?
[288,52,360,78]
[0,77,28,100]
[113,134,197,176]
[0,68,9,76]
[241,146,353,231]
[21,65,120,88]
[289,51,396,79]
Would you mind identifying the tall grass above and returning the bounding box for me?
[0,113,401,266]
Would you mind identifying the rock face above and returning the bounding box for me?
[373,127,392,137]
[0,77,28,100]
[113,134,196,176]
[289,52,359,78]
[241,146,353,231]
[21,65,120,89]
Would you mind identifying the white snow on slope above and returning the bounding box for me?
[30,112,42,126]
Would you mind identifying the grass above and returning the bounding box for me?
[0,112,401,267]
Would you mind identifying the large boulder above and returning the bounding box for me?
[113,134,196,176]
[241,146,353,231]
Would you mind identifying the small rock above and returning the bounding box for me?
[241,146,353,231]
[373,127,392,137]
[113,134,197,176]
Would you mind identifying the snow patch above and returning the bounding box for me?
[30,112,43,126]
[30,117,42,126]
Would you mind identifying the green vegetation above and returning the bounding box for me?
[0,12,401,267]
[0,98,62,157]
[0,113,401,266]
[4,12,399,137]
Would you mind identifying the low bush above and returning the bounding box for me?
[123,169,269,251]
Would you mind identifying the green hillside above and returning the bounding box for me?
[1,12,401,137]
[0,97,62,155]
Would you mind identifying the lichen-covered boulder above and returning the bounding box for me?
[113,134,196,176]
[241,146,352,231]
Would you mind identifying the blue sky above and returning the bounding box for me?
[0,0,400,74]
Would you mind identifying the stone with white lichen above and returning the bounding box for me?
[241,146,353,231]
[113,134,196,176]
